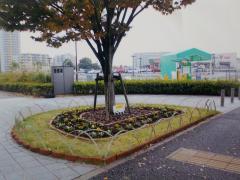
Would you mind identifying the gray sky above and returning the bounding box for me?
[21,0,240,65]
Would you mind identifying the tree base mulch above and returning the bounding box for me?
[51,106,183,139]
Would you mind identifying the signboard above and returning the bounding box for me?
[113,103,125,115]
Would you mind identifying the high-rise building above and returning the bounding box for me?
[0,30,20,72]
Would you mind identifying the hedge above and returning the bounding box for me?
[0,82,54,97]
[73,80,240,96]
[1,80,239,97]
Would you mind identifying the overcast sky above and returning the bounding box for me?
[21,0,240,65]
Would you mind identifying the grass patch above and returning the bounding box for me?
[13,105,218,160]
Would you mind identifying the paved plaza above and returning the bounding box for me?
[90,107,240,180]
[0,91,240,179]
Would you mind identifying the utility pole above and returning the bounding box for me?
[75,41,78,81]
[132,55,135,77]
[140,57,142,74]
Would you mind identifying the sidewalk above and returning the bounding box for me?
[0,91,240,179]
[89,107,240,180]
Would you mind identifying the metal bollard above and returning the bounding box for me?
[221,89,225,107]
[231,88,235,103]
[238,87,240,100]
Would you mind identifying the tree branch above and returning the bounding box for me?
[85,39,100,59]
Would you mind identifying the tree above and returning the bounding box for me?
[63,59,74,67]
[33,61,43,72]
[10,62,20,71]
[78,57,92,70]
[78,57,101,70]
[0,0,195,117]
[92,63,101,70]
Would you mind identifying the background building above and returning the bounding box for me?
[160,48,240,80]
[53,54,75,66]
[132,52,169,72]
[0,30,20,72]
[14,53,52,72]
[212,53,240,70]
[160,48,212,80]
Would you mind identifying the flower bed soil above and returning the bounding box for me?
[51,107,183,139]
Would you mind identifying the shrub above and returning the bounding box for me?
[0,72,51,83]
[73,80,240,96]
[0,82,54,97]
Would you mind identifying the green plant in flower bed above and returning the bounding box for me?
[12,105,218,160]
[51,106,183,139]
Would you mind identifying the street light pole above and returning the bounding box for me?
[75,41,78,81]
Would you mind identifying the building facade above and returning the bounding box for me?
[212,53,240,71]
[132,52,169,72]
[53,54,75,66]
[160,48,240,80]
[0,30,20,72]
[160,48,212,80]
[14,53,52,72]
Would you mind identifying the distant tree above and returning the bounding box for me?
[0,0,195,116]
[78,58,92,70]
[33,61,43,72]
[92,63,101,70]
[63,59,74,67]
[10,62,19,71]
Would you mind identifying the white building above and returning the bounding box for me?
[53,54,75,66]
[0,30,20,72]
[212,53,240,70]
[132,52,169,72]
[14,53,52,72]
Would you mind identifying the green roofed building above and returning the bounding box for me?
[160,48,212,80]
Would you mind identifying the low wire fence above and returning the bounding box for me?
[12,97,217,164]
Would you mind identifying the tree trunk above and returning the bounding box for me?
[104,74,115,117]
[103,53,115,119]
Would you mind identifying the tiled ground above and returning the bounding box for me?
[0,91,240,179]
[168,148,240,174]
[91,106,240,180]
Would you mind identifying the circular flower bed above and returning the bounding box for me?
[51,106,183,139]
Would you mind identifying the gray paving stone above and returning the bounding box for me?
[25,166,53,177]
[69,165,95,175]
[0,152,12,161]
[28,173,58,180]
[45,163,68,171]
[0,164,22,174]
[0,159,17,168]
[14,156,36,163]
[20,160,42,169]
[0,174,5,180]
[3,171,29,180]
[51,167,79,179]
[35,158,57,166]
